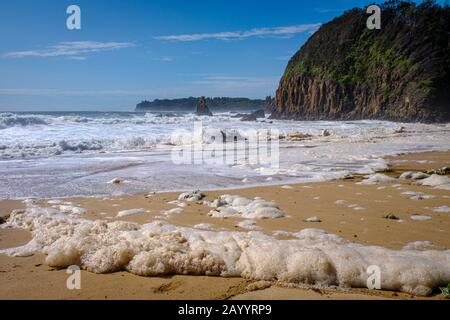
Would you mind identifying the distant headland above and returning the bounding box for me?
[135,97,267,112]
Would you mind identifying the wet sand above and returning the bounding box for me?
[0,151,449,300]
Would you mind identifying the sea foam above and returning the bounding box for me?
[207,195,285,219]
[1,202,450,296]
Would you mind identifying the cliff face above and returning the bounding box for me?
[272,1,450,122]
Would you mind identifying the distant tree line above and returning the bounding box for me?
[136,97,265,112]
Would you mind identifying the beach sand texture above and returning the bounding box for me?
[0,151,449,300]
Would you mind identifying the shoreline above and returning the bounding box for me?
[0,150,449,300]
[1,148,448,202]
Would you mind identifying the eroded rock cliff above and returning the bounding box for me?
[272,1,449,122]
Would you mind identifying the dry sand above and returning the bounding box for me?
[0,151,449,300]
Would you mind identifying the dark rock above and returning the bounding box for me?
[426,166,450,175]
[0,212,10,224]
[196,96,213,116]
[272,1,450,123]
[383,213,400,220]
[241,109,265,121]
[264,96,275,114]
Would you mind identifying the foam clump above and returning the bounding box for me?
[359,174,398,185]
[236,220,260,230]
[207,195,285,219]
[431,206,450,213]
[399,172,429,180]
[178,190,205,202]
[117,208,145,217]
[415,174,450,190]
[53,204,86,215]
[192,223,215,230]
[304,216,322,223]
[401,191,436,200]
[1,202,450,296]
[410,214,432,221]
[162,207,184,217]
[403,241,434,251]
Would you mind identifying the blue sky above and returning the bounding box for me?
[0,0,399,111]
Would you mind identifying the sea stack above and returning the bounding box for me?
[196,96,213,116]
[264,96,275,114]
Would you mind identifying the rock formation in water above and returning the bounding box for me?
[272,1,450,123]
[264,96,275,114]
[240,109,265,121]
[196,96,213,116]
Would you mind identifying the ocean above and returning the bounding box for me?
[0,111,449,199]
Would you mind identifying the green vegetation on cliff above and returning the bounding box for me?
[275,0,449,122]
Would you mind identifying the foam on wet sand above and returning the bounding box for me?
[207,195,285,219]
[2,200,450,296]
[117,208,145,217]
[359,174,398,185]
[415,174,450,190]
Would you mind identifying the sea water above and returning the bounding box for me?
[0,111,449,199]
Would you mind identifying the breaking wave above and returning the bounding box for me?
[0,113,48,129]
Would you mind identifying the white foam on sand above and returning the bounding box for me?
[415,174,450,190]
[207,195,285,219]
[272,230,293,237]
[430,206,450,213]
[2,202,450,296]
[52,204,85,215]
[401,191,436,200]
[359,174,398,185]
[236,220,261,230]
[178,191,205,202]
[167,200,187,208]
[304,216,322,223]
[117,208,145,217]
[192,223,215,230]
[348,204,365,211]
[403,241,434,251]
[399,172,429,180]
[162,207,184,217]
[410,214,432,221]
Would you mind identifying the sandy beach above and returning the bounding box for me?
[0,151,449,300]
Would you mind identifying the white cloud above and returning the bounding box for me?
[191,76,279,89]
[154,56,174,62]
[154,24,321,42]
[4,41,135,59]
[314,8,341,14]
[67,56,88,61]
